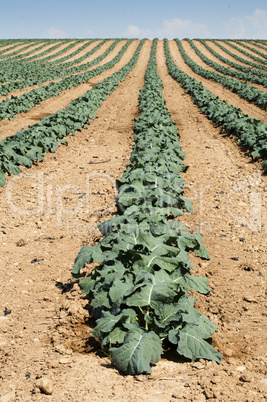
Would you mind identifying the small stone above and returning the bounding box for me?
[243,296,257,303]
[259,378,267,386]
[209,305,219,314]
[67,302,80,316]
[59,357,72,364]
[192,362,205,369]
[211,376,221,384]
[134,375,148,382]
[49,360,59,368]
[224,348,233,357]
[204,387,214,399]
[54,344,67,354]
[236,365,246,372]
[16,239,26,247]
[36,377,53,395]
[214,389,222,398]
[240,373,253,382]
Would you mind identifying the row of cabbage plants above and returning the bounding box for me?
[0,40,133,119]
[164,39,267,173]
[177,39,267,108]
[0,39,115,94]
[71,39,222,375]
[0,40,146,187]
[198,40,267,74]
[223,40,267,65]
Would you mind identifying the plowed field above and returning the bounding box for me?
[0,39,266,401]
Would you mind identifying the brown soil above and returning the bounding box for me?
[238,41,267,57]
[194,40,248,71]
[0,42,22,52]
[52,41,102,65]
[232,42,267,62]
[0,42,47,56]
[0,41,108,103]
[192,41,267,92]
[169,41,267,124]
[24,42,76,62]
[0,40,266,402]
[0,40,139,142]
[215,41,267,66]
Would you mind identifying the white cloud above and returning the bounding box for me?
[123,9,267,40]
[224,9,267,39]
[246,8,267,30]
[46,26,68,39]
[158,18,210,39]
[123,25,153,39]
[123,18,209,40]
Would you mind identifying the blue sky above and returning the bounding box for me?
[1,0,267,39]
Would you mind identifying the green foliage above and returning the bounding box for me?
[0,40,146,186]
[180,39,267,108]
[164,39,267,173]
[0,39,132,116]
[72,39,222,375]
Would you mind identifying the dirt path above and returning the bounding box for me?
[0,41,106,103]
[0,42,48,57]
[240,41,267,56]
[232,41,267,61]
[192,40,247,70]
[23,40,86,63]
[0,42,23,52]
[215,40,267,66]
[192,40,267,92]
[157,39,267,401]
[206,40,267,68]
[0,40,140,142]
[169,41,267,123]
[52,40,101,65]
[25,41,76,62]
[0,40,156,402]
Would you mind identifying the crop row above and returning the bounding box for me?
[199,40,267,74]
[245,40,267,52]
[71,39,222,375]
[0,39,128,95]
[176,39,267,108]
[0,40,145,187]
[0,39,64,61]
[18,39,83,63]
[2,40,70,62]
[0,40,134,121]
[37,40,96,66]
[0,40,107,92]
[164,39,267,172]
[0,39,48,57]
[228,39,267,60]
[184,40,267,87]
[223,40,267,65]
